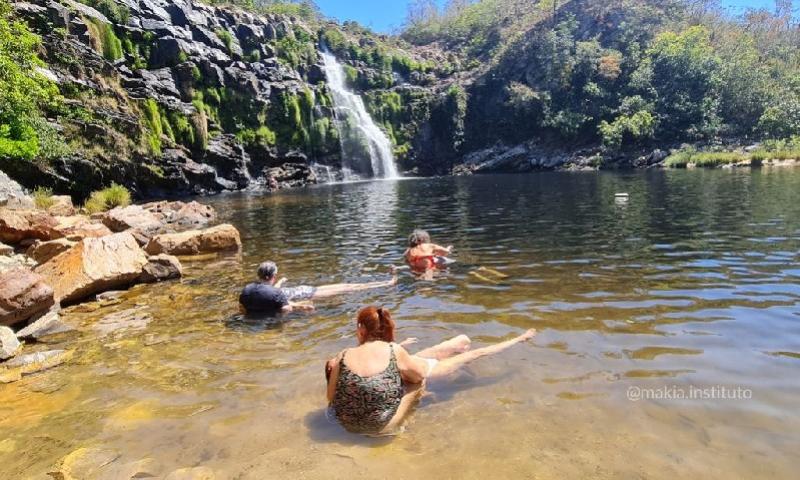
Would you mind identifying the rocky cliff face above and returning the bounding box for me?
[6,0,445,199]
[6,0,675,200]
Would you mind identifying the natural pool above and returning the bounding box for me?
[1,169,799,478]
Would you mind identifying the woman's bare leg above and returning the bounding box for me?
[428,329,537,378]
[312,276,397,298]
[413,335,472,360]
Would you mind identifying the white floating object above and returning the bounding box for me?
[615,193,629,198]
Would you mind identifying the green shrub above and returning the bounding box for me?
[599,111,656,150]
[246,49,261,63]
[83,183,131,213]
[665,148,747,168]
[343,65,358,87]
[85,17,123,61]
[237,125,276,147]
[216,29,234,54]
[32,187,55,209]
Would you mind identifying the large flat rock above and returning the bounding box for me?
[35,232,148,304]
[144,224,241,255]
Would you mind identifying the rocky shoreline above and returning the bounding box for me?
[0,180,241,384]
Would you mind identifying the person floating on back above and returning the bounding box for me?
[403,229,453,274]
[325,306,537,435]
[239,261,397,315]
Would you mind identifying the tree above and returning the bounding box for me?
[641,26,722,140]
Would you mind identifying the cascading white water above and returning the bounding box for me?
[320,50,399,179]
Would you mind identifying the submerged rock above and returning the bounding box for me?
[0,268,55,327]
[0,326,21,360]
[0,349,73,383]
[144,224,241,256]
[93,307,152,337]
[165,466,216,480]
[35,232,149,304]
[47,446,121,480]
[140,254,183,283]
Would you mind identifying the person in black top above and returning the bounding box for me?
[238,261,397,314]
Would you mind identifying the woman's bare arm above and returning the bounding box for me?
[394,344,428,384]
[326,353,343,402]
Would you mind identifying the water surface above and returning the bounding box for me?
[2,170,799,478]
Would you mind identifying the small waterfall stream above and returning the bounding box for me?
[320,50,399,179]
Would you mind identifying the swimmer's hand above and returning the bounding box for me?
[399,337,418,347]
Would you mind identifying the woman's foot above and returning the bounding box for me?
[518,328,537,342]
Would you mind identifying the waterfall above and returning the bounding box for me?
[320,50,399,179]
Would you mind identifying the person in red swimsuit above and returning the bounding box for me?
[403,229,453,273]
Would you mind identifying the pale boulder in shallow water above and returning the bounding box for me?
[144,224,241,255]
[0,326,21,359]
[16,310,72,340]
[34,232,148,304]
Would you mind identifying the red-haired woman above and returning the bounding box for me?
[325,306,537,435]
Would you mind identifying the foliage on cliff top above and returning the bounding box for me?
[204,0,321,21]
[0,2,62,161]
[401,0,800,152]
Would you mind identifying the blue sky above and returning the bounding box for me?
[315,0,787,33]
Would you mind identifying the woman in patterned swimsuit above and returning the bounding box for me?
[325,306,537,435]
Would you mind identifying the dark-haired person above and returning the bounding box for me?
[325,306,537,435]
[403,229,453,273]
[238,261,397,314]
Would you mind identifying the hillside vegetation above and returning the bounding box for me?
[402,0,800,166]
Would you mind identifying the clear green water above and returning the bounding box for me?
[2,169,799,478]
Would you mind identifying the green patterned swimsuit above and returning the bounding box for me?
[332,344,404,434]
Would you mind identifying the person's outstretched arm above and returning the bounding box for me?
[432,244,453,256]
[275,277,288,288]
